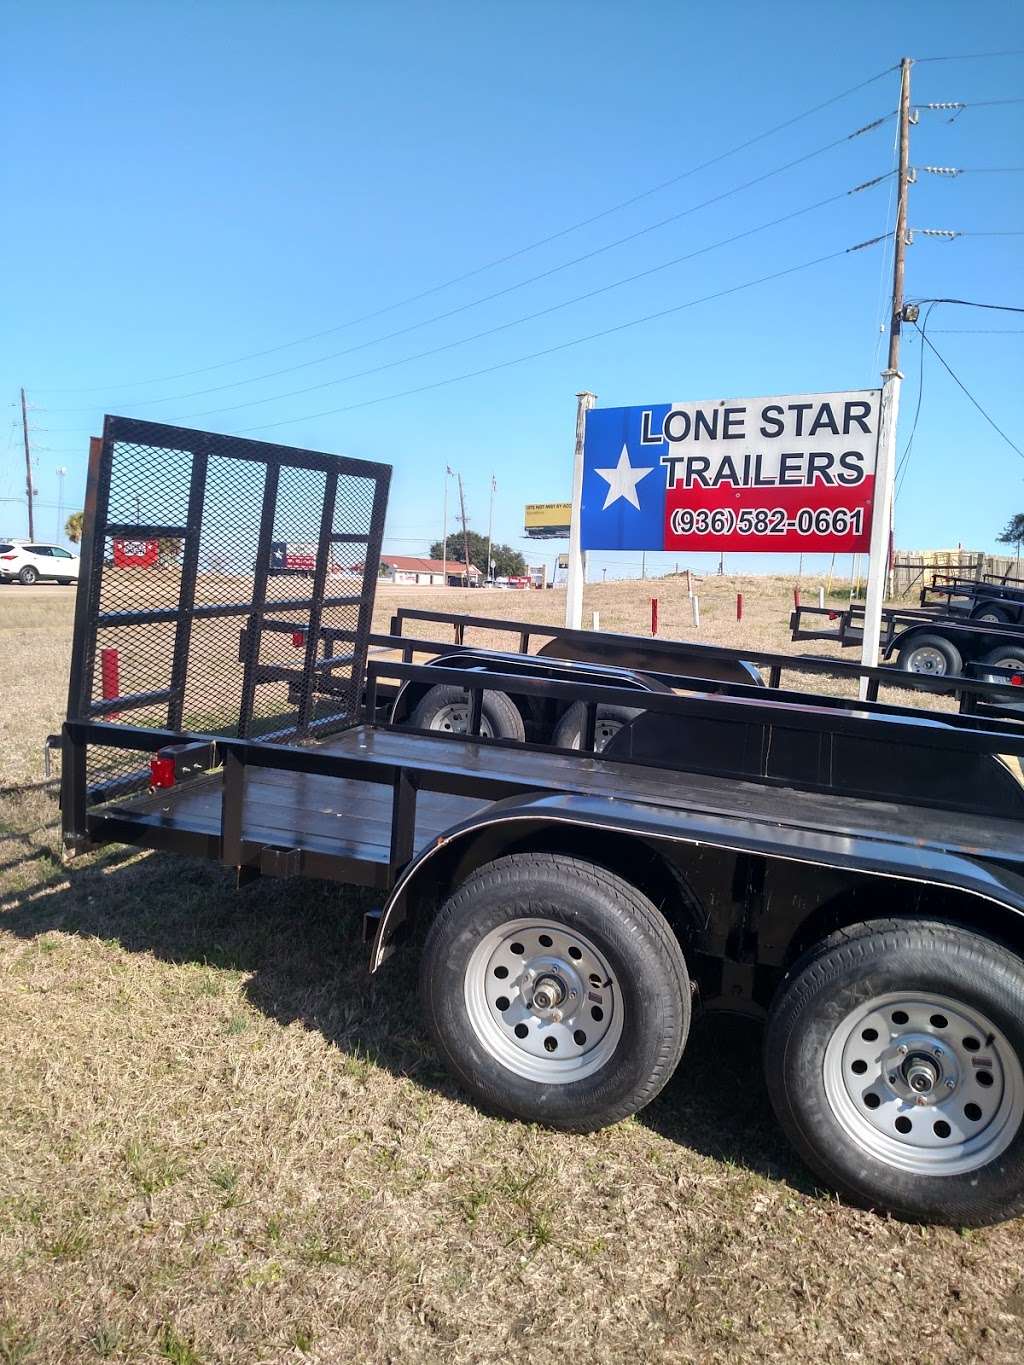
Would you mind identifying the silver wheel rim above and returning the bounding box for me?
[988,656,1024,673]
[427,702,494,737]
[823,990,1024,1176]
[906,645,948,675]
[978,612,1003,623]
[464,917,623,1083]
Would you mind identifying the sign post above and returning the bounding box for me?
[566,391,596,628]
[858,368,902,697]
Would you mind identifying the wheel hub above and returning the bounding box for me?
[463,918,623,1083]
[908,647,947,675]
[823,991,1022,1175]
[429,702,494,738]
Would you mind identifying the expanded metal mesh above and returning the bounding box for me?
[68,417,389,798]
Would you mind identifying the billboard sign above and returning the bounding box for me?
[524,502,572,538]
[580,390,881,553]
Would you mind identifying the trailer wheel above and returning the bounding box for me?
[897,633,962,677]
[551,701,641,753]
[421,853,690,1130]
[409,685,525,740]
[972,603,1010,624]
[765,919,1024,1225]
[980,646,1024,686]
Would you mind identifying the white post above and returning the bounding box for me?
[859,369,902,699]
[566,390,596,629]
[592,610,600,630]
[690,593,700,628]
[818,585,825,609]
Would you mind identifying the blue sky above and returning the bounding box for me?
[2,1,1022,577]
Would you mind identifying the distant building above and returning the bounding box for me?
[375,555,482,587]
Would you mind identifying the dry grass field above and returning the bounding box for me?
[1,578,1022,1364]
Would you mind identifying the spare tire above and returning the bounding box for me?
[552,701,641,753]
[409,684,525,740]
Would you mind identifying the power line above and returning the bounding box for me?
[174,181,886,425]
[931,328,1024,333]
[235,242,874,435]
[46,124,895,416]
[31,65,898,394]
[915,49,1024,62]
[909,298,1024,314]
[895,303,935,500]
[914,324,1024,462]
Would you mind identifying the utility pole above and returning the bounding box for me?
[859,56,911,698]
[442,465,453,586]
[485,473,496,584]
[457,472,471,587]
[20,388,34,540]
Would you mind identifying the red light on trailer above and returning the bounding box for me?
[292,631,306,648]
[1012,674,1023,687]
[150,756,176,789]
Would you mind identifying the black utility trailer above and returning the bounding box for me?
[920,571,1024,625]
[791,600,1024,682]
[60,418,1024,1228]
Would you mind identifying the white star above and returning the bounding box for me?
[595,445,654,511]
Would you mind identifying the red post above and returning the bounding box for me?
[651,597,659,636]
[793,586,801,609]
[101,647,120,719]
[736,592,743,621]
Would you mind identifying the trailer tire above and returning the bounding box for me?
[980,645,1024,685]
[972,603,1010,625]
[409,685,525,740]
[420,853,690,1131]
[551,701,641,753]
[897,633,962,678]
[765,918,1024,1226]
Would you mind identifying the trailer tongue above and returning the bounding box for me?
[60,418,1024,1228]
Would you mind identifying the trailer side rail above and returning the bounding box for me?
[388,605,1024,716]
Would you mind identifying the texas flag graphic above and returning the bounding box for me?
[580,391,880,555]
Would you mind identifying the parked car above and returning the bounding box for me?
[0,540,80,585]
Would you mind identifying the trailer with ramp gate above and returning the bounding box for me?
[59,417,1024,1227]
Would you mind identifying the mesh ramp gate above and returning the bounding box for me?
[67,416,390,799]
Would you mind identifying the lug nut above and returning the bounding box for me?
[946,1079,956,1090]
[897,1045,909,1055]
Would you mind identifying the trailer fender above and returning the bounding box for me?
[369,791,1024,971]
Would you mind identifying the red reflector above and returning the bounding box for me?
[150,756,176,788]
[1013,674,1023,687]
[292,631,305,648]
[828,611,838,620]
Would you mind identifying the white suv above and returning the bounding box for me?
[0,540,80,585]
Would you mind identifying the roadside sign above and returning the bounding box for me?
[112,538,158,567]
[269,540,317,574]
[524,502,572,538]
[580,390,881,554]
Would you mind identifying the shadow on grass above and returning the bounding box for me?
[0,834,813,1195]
